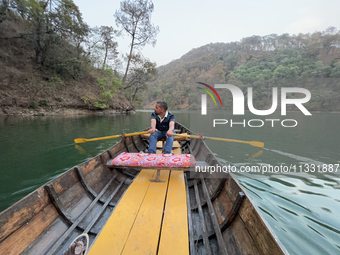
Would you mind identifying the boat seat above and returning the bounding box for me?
[106,152,196,172]
[156,139,181,149]
[106,151,208,174]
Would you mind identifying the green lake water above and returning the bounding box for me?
[0,111,339,255]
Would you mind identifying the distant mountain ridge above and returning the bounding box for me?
[142,28,340,112]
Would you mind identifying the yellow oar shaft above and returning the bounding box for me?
[75,131,149,144]
[206,137,249,144]
[173,134,264,148]
[173,134,199,139]
[85,134,121,142]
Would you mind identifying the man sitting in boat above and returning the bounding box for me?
[148,101,175,154]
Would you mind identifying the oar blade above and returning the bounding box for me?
[74,138,87,144]
[250,141,264,148]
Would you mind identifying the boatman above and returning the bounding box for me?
[148,101,175,154]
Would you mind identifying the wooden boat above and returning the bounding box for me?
[0,122,288,255]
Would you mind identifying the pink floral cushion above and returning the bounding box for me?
[108,152,196,168]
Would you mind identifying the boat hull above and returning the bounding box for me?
[0,122,288,255]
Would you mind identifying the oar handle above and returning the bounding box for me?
[124,131,149,137]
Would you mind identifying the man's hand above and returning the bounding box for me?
[167,120,175,138]
[166,130,174,137]
[148,128,158,134]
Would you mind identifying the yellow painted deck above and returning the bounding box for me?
[158,147,189,255]
[88,141,189,255]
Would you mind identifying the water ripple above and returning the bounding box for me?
[304,216,340,235]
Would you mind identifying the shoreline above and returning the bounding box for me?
[0,106,135,117]
[1,105,339,118]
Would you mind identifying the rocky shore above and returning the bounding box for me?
[0,105,135,117]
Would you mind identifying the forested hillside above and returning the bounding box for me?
[1,0,339,114]
[0,0,158,116]
[142,28,340,112]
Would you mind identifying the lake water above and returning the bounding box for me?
[0,111,339,255]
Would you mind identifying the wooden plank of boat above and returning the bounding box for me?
[120,169,170,254]
[0,122,289,255]
[87,169,157,254]
[158,147,189,254]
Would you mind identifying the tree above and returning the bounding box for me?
[330,62,340,77]
[273,65,299,78]
[22,0,88,67]
[25,0,49,64]
[99,26,118,69]
[94,68,122,109]
[321,26,339,55]
[82,26,103,67]
[51,0,89,41]
[114,0,159,87]
[124,53,157,107]
[0,0,28,20]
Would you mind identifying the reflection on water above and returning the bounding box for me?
[0,111,339,255]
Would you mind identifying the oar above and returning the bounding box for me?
[74,131,149,144]
[174,134,264,148]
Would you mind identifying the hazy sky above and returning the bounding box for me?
[73,0,340,67]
